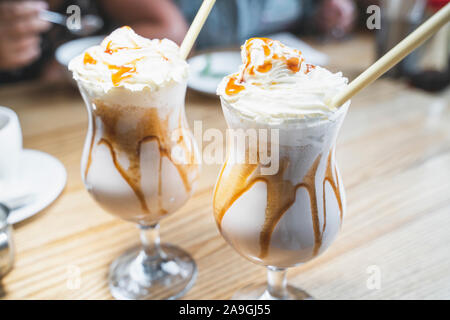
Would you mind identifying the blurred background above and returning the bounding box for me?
[0,0,448,90]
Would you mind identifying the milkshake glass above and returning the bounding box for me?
[69,27,200,300]
[215,38,349,299]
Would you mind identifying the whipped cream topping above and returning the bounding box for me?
[69,26,188,92]
[217,38,348,123]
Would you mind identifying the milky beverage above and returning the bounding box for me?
[69,27,200,225]
[215,38,349,268]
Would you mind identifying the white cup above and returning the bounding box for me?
[0,107,22,191]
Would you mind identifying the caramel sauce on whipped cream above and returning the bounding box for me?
[219,37,348,123]
[69,26,188,92]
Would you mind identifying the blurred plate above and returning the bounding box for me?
[7,149,67,224]
[187,32,329,96]
[55,36,105,85]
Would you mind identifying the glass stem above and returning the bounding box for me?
[266,266,288,299]
[139,223,161,257]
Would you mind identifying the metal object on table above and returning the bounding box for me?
[0,203,14,277]
[376,0,427,77]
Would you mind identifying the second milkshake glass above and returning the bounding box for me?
[214,98,349,300]
[77,78,201,300]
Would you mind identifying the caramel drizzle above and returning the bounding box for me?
[287,57,301,73]
[225,76,245,96]
[258,155,321,258]
[108,58,143,87]
[298,155,322,257]
[214,162,258,226]
[98,138,149,212]
[104,38,141,55]
[257,60,273,73]
[139,136,169,215]
[214,150,343,260]
[240,38,310,77]
[335,166,342,222]
[175,112,197,189]
[83,52,97,65]
[306,64,316,73]
[84,102,198,215]
[224,38,316,96]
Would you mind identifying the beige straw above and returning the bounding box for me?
[331,3,450,109]
[180,0,217,60]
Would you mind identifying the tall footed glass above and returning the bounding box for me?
[77,79,201,300]
[213,98,349,300]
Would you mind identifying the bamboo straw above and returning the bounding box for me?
[330,3,450,109]
[180,0,217,60]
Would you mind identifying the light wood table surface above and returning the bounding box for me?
[1,35,449,299]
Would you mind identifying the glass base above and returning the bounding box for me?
[232,283,313,300]
[108,243,197,300]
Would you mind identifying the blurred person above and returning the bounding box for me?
[0,0,356,84]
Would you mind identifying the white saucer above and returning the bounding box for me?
[6,149,67,224]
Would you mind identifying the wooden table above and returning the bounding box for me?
[1,35,449,299]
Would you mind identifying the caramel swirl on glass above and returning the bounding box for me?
[213,99,349,268]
